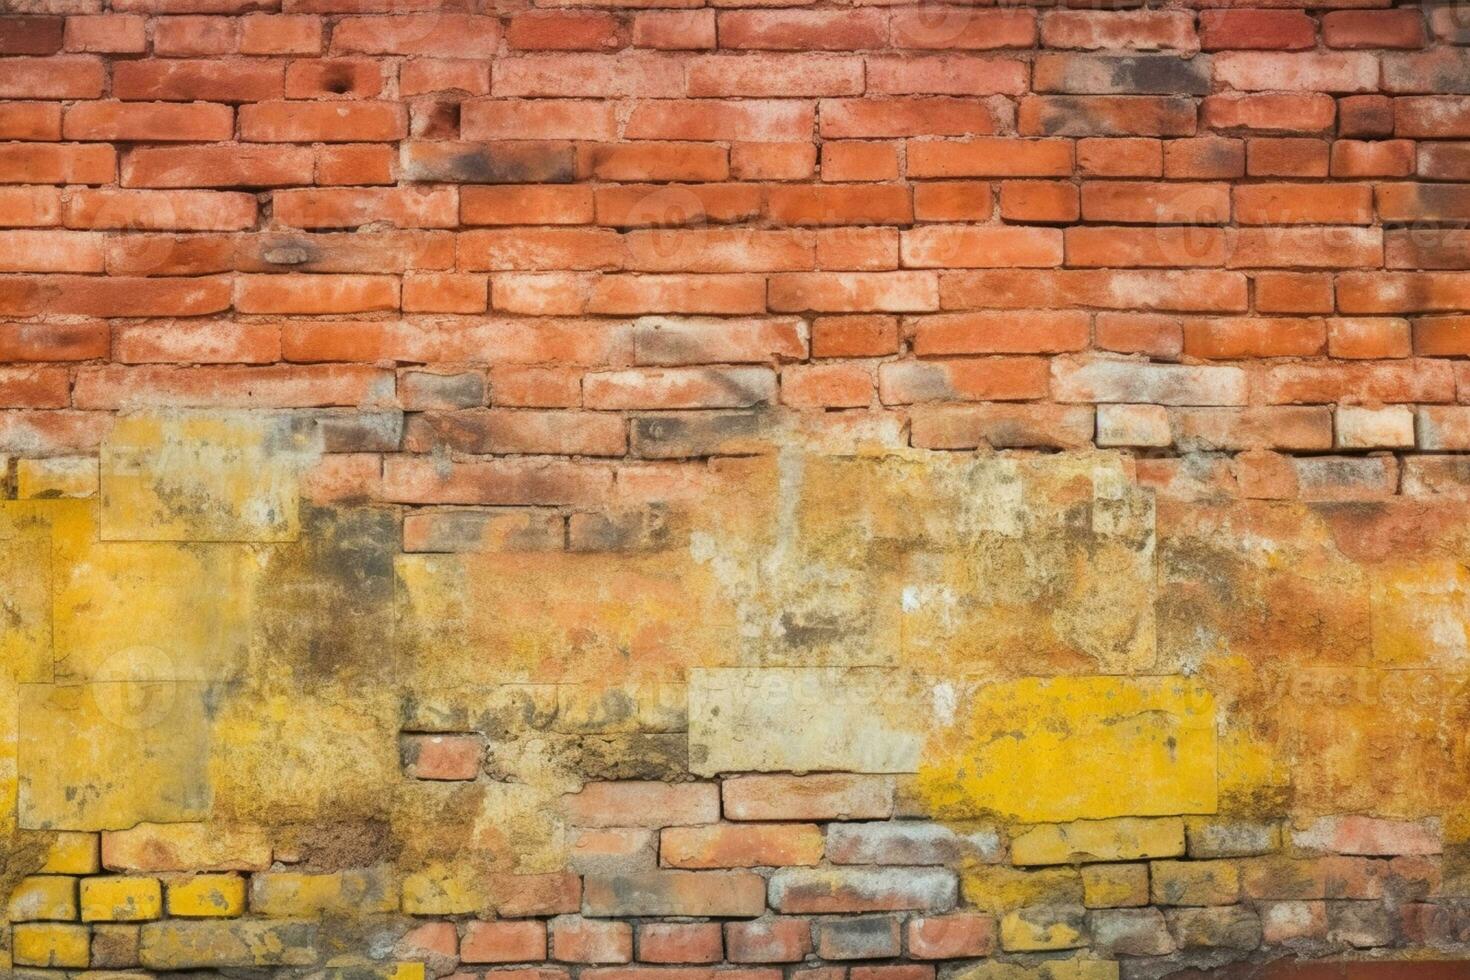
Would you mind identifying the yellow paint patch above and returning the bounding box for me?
[80,875,163,922]
[918,676,1217,823]
[1371,560,1470,668]
[18,681,211,830]
[166,874,246,917]
[100,411,316,543]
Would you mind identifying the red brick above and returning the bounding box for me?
[1234,183,1373,225]
[400,59,489,97]
[1247,137,1329,177]
[284,58,383,99]
[115,60,282,101]
[1252,276,1330,319]
[65,189,256,232]
[0,321,108,362]
[1096,313,1183,359]
[940,270,1248,313]
[724,920,812,964]
[402,273,486,314]
[582,144,728,182]
[1323,10,1426,49]
[113,320,279,364]
[0,56,104,99]
[907,915,997,959]
[0,102,60,141]
[821,142,899,181]
[240,101,405,142]
[72,364,389,409]
[1076,138,1163,178]
[811,315,898,357]
[821,98,1000,140]
[64,14,147,53]
[1202,93,1335,134]
[382,457,612,507]
[122,145,313,188]
[597,185,762,229]
[769,184,912,226]
[1066,226,1227,268]
[891,8,1036,49]
[401,733,482,781]
[869,55,1027,97]
[632,11,715,50]
[0,16,64,55]
[1215,52,1379,93]
[459,228,624,272]
[406,409,623,457]
[240,13,322,54]
[0,188,59,228]
[1227,227,1383,270]
[663,824,824,870]
[1040,10,1194,50]
[274,187,455,229]
[910,403,1093,450]
[553,917,633,965]
[1328,318,1411,360]
[902,225,1061,268]
[912,182,992,222]
[236,274,398,314]
[0,366,69,408]
[564,782,719,828]
[1080,181,1231,224]
[719,9,887,50]
[879,357,1050,403]
[998,181,1079,223]
[780,363,873,408]
[63,102,234,142]
[908,138,1070,178]
[638,924,722,964]
[1182,317,1327,359]
[1163,138,1245,179]
[1332,140,1414,178]
[626,100,813,141]
[507,12,621,51]
[910,311,1088,355]
[1199,10,1316,51]
[0,275,232,318]
[1341,95,1396,138]
[331,14,499,56]
[584,365,774,408]
[153,16,237,55]
[316,144,394,185]
[491,366,585,408]
[588,274,766,315]
[462,921,547,964]
[769,272,937,313]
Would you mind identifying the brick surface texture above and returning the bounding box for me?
[4,2,1470,980]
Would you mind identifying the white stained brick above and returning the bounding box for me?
[1335,405,1414,449]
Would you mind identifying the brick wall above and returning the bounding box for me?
[4,1,1470,979]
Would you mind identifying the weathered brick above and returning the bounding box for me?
[815,916,901,960]
[725,918,812,963]
[583,871,767,918]
[663,824,824,869]
[768,868,958,914]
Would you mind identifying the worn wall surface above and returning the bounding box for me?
[3,3,1470,979]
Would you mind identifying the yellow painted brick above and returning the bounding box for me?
[1012,817,1186,867]
[16,456,99,499]
[166,875,246,918]
[1149,859,1240,906]
[9,876,78,922]
[400,864,484,915]
[961,865,1082,913]
[393,964,427,980]
[1081,864,1148,909]
[13,922,91,968]
[80,877,163,923]
[249,868,395,917]
[998,907,1087,952]
[42,832,101,874]
[918,676,1216,823]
